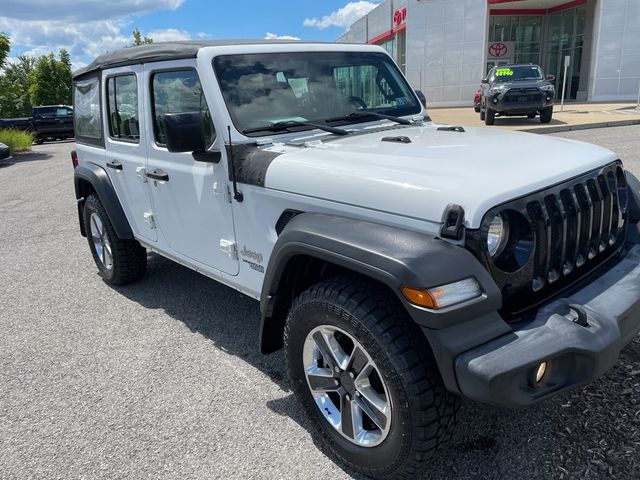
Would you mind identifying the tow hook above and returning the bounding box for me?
[566,305,589,327]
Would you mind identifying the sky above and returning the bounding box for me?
[0,0,381,71]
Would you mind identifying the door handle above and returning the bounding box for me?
[106,160,123,170]
[146,169,169,182]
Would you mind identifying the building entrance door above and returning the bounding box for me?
[545,6,587,100]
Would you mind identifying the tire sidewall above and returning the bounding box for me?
[286,302,412,474]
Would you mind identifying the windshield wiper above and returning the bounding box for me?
[325,111,412,126]
[242,120,349,136]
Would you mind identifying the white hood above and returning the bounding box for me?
[264,124,618,228]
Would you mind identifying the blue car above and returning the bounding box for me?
[0,142,11,161]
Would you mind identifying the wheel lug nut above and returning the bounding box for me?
[334,366,340,373]
[349,372,355,379]
[334,379,340,386]
[345,394,351,401]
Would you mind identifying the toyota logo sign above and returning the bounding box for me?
[489,42,508,58]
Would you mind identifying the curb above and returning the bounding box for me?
[517,118,640,134]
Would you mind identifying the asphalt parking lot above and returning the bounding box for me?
[1,126,639,480]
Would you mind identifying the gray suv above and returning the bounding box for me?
[480,64,556,125]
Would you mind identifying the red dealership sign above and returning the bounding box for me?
[393,7,407,27]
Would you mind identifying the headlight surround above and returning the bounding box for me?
[540,84,555,92]
[485,210,535,273]
[487,214,508,258]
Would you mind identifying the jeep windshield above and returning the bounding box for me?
[213,52,422,137]
[493,66,543,83]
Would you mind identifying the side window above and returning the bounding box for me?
[107,75,140,143]
[73,77,102,141]
[333,64,407,109]
[151,69,214,147]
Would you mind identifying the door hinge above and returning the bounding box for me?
[136,167,148,183]
[213,182,232,203]
[219,239,238,260]
[143,212,156,230]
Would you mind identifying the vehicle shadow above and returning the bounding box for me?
[0,151,54,168]
[493,117,567,127]
[113,253,288,389]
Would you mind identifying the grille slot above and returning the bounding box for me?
[475,162,628,316]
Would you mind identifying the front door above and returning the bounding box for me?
[103,66,157,242]
[143,63,239,276]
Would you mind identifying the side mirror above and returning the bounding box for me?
[414,90,427,108]
[160,112,220,163]
[481,78,489,84]
[546,74,556,82]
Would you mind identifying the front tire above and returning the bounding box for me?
[540,106,553,124]
[83,193,147,285]
[485,107,495,125]
[284,277,458,479]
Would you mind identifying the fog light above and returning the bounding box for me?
[493,98,498,104]
[535,362,548,384]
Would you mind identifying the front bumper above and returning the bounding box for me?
[490,91,554,115]
[454,245,640,408]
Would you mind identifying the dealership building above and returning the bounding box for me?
[337,0,640,106]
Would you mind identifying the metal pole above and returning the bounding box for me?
[637,78,640,110]
[561,62,569,112]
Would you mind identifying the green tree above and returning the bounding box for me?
[28,50,72,107]
[0,32,9,70]
[132,29,153,46]
[0,55,36,117]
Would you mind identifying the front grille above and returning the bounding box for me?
[504,88,542,103]
[467,162,628,316]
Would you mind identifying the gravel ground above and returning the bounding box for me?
[0,127,639,479]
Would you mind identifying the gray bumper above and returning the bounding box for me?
[455,245,640,408]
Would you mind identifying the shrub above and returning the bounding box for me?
[0,128,34,152]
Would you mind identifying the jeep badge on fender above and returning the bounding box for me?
[71,41,640,479]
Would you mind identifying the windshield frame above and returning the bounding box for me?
[212,51,422,138]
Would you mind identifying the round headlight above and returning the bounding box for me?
[487,214,508,258]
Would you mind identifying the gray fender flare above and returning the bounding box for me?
[259,213,501,354]
[74,163,133,239]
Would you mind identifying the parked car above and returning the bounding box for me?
[480,64,555,125]
[0,141,10,161]
[72,41,640,479]
[0,105,74,142]
[473,88,481,112]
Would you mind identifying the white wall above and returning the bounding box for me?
[405,0,488,107]
[590,0,640,101]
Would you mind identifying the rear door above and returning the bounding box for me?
[103,66,157,242]
[143,62,238,275]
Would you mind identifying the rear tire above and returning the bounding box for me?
[83,193,147,285]
[540,107,553,124]
[485,107,495,125]
[284,276,458,479]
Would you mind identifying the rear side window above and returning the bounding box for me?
[151,69,214,146]
[107,75,139,143]
[73,77,102,143]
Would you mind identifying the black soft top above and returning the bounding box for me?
[73,39,328,79]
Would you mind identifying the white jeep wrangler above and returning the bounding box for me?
[72,41,640,479]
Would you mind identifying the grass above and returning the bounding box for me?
[0,128,35,153]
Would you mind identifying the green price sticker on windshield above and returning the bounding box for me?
[496,68,514,77]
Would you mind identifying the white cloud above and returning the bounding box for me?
[264,32,301,40]
[147,28,191,43]
[0,0,184,22]
[0,0,191,66]
[303,1,378,30]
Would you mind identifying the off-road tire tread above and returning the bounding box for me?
[84,194,146,285]
[284,275,459,479]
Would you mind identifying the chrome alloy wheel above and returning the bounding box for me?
[90,213,113,270]
[303,325,392,447]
